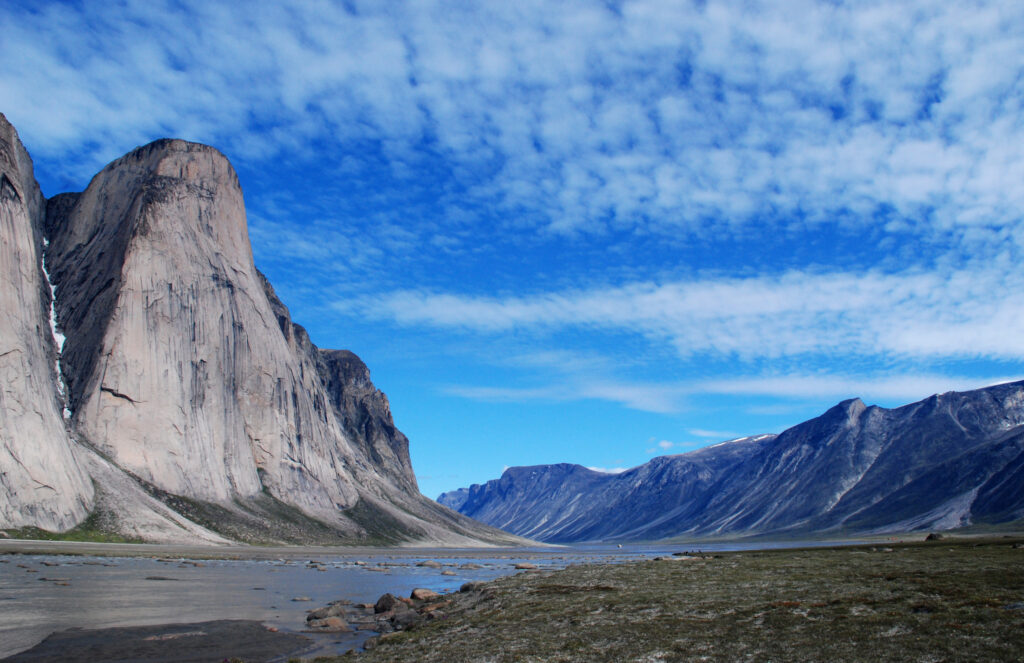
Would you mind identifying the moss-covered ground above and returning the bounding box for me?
[314,537,1024,663]
[1,511,143,544]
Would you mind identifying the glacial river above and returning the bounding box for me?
[0,539,877,659]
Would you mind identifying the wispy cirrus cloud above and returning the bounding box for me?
[4,0,1023,443]
[6,0,1024,499]
[444,381,684,414]
[341,264,1024,362]
[688,429,738,440]
[699,374,1024,403]
[444,371,1024,416]
[3,0,1023,249]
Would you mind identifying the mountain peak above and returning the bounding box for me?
[100,137,240,193]
[1,114,522,546]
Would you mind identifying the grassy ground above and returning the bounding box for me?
[317,537,1024,662]
[1,511,143,544]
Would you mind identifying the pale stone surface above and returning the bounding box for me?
[46,139,362,519]
[2,119,526,546]
[0,113,94,531]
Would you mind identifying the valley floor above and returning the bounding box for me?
[329,536,1024,663]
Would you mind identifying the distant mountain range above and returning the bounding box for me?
[0,112,520,546]
[439,382,1024,542]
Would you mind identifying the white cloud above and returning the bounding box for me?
[349,265,1024,362]
[2,0,1023,246]
[697,374,1024,403]
[688,429,738,440]
[4,0,1023,421]
[444,380,684,414]
[647,439,689,454]
[444,370,1023,415]
[586,466,629,474]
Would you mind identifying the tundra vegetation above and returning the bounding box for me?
[311,536,1024,662]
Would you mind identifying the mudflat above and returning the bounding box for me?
[2,620,310,663]
[337,537,1024,662]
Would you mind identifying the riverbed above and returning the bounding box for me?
[0,538,880,660]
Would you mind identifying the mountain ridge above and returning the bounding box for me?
[438,383,1024,542]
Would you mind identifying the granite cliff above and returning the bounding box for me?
[0,113,521,546]
[440,382,1024,542]
[0,114,93,532]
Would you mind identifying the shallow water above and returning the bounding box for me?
[0,539,873,659]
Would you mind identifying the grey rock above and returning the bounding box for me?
[306,616,351,632]
[306,603,346,620]
[374,593,401,614]
[44,139,359,516]
[0,114,529,546]
[410,588,440,601]
[391,609,421,629]
[0,112,94,531]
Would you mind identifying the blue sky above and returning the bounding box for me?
[3,0,1024,500]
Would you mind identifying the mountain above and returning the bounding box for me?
[0,113,522,546]
[0,113,93,533]
[438,383,1024,542]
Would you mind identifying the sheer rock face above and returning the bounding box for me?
[0,113,93,530]
[0,117,524,545]
[316,348,417,490]
[44,139,364,523]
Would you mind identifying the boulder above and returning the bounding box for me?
[514,562,538,570]
[306,617,351,632]
[391,610,421,629]
[374,593,401,613]
[416,560,442,568]
[410,588,440,601]
[421,601,450,614]
[306,604,346,621]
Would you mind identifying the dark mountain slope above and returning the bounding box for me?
[440,382,1024,542]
